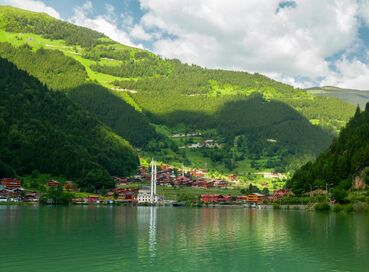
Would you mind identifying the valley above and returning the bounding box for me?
[0,6,359,194]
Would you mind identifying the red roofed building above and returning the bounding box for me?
[110,188,138,202]
[192,179,214,189]
[272,189,293,201]
[87,196,100,203]
[1,178,21,189]
[213,179,227,188]
[201,194,232,203]
[47,180,60,187]
[236,195,248,202]
[174,176,192,186]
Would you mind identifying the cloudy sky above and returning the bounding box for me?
[2,0,369,89]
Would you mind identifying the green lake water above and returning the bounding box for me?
[0,206,368,272]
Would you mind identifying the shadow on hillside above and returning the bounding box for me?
[150,93,333,155]
[67,83,159,147]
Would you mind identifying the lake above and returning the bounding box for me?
[0,206,368,272]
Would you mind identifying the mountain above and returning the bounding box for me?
[288,105,369,201]
[0,6,357,174]
[0,57,139,191]
[307,86,369,109]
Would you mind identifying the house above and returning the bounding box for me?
[272,189,293,200]
[1,178,21,189]
[213,179,227,188]
[236,195,248,202]
[190,169,207,178]
[133,175,143,182]
[228,174,237,182]
[23,192,39,202]
[157,172,173,184]
[4,188,24,198]
[192,178,214,189]
[87,196,101,203]
[174,176,192,186]
[108,188,138,202]
[47,180,60,187]
[187,143,203,149]
[138,166,149,174]
[159,164,173,172]
[63,181,77,192]
[114,177,129,186]
[246,193,265,204]
[201,194,232,203]
[72,198,85,204]
[257,172,287,180]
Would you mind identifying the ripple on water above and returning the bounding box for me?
[0,207,369,272]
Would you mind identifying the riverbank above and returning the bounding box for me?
[2,201,369,214]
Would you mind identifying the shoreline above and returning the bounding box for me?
[1,202,368,213]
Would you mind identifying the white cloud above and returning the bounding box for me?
[358,0,369,26]
[130,25,152,41]
[4,0,60,19]
[137,0,369,88]
[68,1,143,48]
[5,0,369,89]
[321,57,369,90]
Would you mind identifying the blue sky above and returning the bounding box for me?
[2,0,369,90]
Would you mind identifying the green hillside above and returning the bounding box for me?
[0,41,158,148]
[307,86,369,109]
[0,57,139,191]
[289,105,369,201]
[0,6,357,175]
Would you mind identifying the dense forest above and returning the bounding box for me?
[0,6,104,47]
[0,57,139,191]
[289,105,369,201]
[0,42,158,148]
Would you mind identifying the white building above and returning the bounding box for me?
[137,160,160,204]
[137,187,160,203]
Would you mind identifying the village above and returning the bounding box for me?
[0,160,299,207]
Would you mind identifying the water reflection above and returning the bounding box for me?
[137,207,158,259]
[1,207,369,272]
[149,207,157,258]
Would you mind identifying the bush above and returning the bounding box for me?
[314,202,330,212]
[332,204,344,212]
[331,187,348,203]
[344,204,354,213]
[353,202,369,212]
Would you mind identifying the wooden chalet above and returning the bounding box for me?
[1,178,21,189]
[201,194,232,203]
[47,180,60,187]
[246,193,265,204]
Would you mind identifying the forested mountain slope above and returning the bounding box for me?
[307,86,369,109]
[289,105,369,200]
[0,57,139,191]
[0,42,158,148]
[0,6,357,173]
